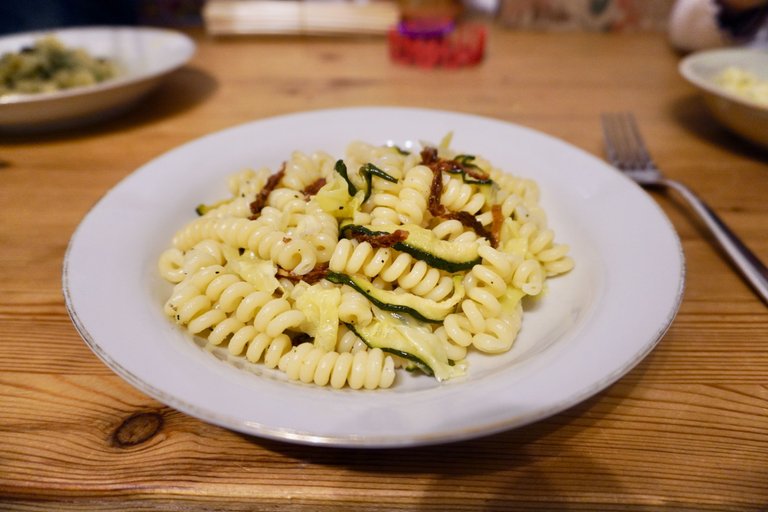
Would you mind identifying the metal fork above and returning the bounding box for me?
[601,112,768,304]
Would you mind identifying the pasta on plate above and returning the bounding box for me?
[158,135,574,390]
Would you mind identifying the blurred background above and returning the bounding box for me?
[0,0,674,35]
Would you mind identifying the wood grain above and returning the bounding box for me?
[1,25,766,511]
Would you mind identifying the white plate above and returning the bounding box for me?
[680,47,768,148]
[63,107,685,448]
[0,26,195,132]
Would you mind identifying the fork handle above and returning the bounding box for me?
[663,178,768,305]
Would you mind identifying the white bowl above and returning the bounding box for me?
[679,47,768,149]
[0,26,195,133]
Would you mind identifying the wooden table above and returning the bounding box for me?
[1,24,766,510]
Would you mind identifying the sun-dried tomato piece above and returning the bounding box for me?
[249,165,286,219]
[302,177,327,198]
[347,228,409,248]
[420,146,496,245]
[460,163,490,181]
[428,166,446,217]
[489,204,503,249]
[443,211,494,244]
[421,146,491,182]
[276,263,329,285]
[420,146,439,165]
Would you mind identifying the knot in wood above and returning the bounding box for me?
[112,412,163,448]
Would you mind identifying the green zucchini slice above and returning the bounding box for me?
[346,307,466,381]
[325,271,464,324]
[340,223,481,273]
[333,160,398,204]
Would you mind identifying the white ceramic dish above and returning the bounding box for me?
[0,26,195,132]
[63,107,685,448]
[680,47,768,148]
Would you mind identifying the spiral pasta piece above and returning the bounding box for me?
[244,333,293,368]
[513,221,574,277]
[278,343,396,389]
[227,168,271,199]
[267,188,305,212]
[471,312,522,354]
[458,244,521,326]
[492,171,540,203]
[369,194,402,226]
[338,286,373,327]
[281,150,334,191]
[336,328,368,354]
[158,248,186,283]
[396,164,432,225]
[434,325,468,361]
[431,218,471,241]
[441,174,487,214]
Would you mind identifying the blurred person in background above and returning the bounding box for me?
[669,0,768,51]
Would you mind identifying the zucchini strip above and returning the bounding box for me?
[324,271,464,323]
[340,223,481,273]
[451,154,494,185]
[333,160,399,204]
[344,306,466,381]
[344,322,434,376]
[360,163,398,203]
[334,159,357,197]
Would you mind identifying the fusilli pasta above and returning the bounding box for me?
[158,137,573,389]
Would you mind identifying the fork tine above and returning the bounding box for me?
[601,112,655,170]
[622,113,655,169]
[600,113,622,167]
